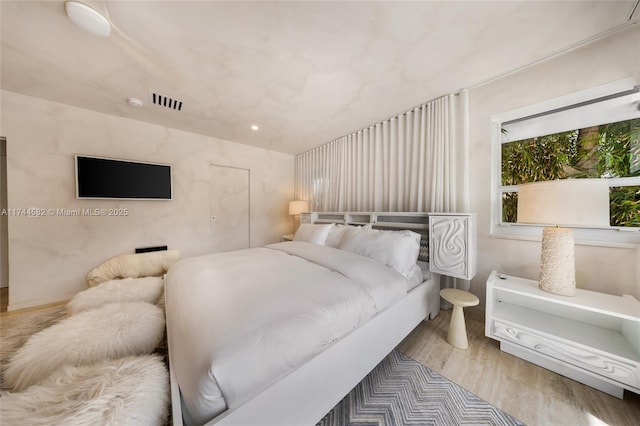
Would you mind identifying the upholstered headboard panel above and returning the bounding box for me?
[301,212,430,262]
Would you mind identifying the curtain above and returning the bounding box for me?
[295,90,469,213]
[294,90,470,293]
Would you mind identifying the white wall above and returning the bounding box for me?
[1,91,294,310]
[469,25,640,306]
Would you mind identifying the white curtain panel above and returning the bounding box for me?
[295,90,470,214]
[294,91,470,293]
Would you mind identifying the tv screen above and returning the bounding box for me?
[75,155,172,200]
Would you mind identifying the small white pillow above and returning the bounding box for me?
[293,223,335,245]
[405,263,424,291]
[339,227,421,278]
[326,224,349,248]
[326,224,374,248]
[417,260,431,281]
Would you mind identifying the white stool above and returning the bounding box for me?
[440,288,479,350]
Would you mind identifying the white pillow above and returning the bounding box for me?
[293,223,335,245]
[405,263,424,291]
[326,224,349,248]
[339,227,421,278]
[326,223,374,248]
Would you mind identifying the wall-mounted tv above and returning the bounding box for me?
[75,155,172,200]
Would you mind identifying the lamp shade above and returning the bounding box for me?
[517,179,610,227]
[289,200,309,216]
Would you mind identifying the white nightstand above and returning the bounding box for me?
[485,271,640,398]
[282,234,294,241]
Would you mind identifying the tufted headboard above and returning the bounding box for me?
[300,212,431,262]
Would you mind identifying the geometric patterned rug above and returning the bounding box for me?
[317,350,525,426]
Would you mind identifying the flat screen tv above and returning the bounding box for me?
[75,155,172,200]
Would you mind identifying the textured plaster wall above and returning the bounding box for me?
[1,91,294,310]
[468,25,640,305]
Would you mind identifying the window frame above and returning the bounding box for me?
[490,78,640,248]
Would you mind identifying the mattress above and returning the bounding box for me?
[165,241,410,425]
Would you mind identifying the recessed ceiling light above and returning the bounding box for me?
[65,1,111,38]
[251,124,259,131]
[127,97,144,108]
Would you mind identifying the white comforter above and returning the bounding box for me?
[165,242,409,425]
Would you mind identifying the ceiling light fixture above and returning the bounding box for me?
[251,124,259,131]
[65,1,111,38]
[127,98,144,108]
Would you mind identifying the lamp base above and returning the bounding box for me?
[539,227,576,297]
[293,215,301,234]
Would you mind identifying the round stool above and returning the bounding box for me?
[440,288,479,350]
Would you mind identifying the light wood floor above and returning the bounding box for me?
[398,307,640,426]
[1,287,7,313]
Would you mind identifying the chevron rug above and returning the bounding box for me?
[317,350,524,426]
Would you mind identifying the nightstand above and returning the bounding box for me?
[282,234,294,241]
[485,271,640,398]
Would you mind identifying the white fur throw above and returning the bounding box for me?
[86,249,180,287]
[0,355,169,426]
[67,277,164,315]
[5,302,165,391]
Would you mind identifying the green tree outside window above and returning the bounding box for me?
[501,118,640,227]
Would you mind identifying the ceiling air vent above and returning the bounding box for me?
[150,92,183,111]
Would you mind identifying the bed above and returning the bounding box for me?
[165,212,444,426]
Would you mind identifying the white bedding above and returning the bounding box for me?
[165,242,410,425]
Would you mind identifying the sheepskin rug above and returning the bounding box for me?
[4,302,165,391]
[0,355,169,426]
[67,277,164,315]
[87,249,180,287]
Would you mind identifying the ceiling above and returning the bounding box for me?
[1,1,638,155]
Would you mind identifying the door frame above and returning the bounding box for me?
[209,163,251,249]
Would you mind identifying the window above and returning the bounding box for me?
[492,79,640,246]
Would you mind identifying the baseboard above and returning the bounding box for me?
[7,294,73,312]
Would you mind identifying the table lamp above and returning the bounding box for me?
[289,200,309,233]
[517,179,610,296]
